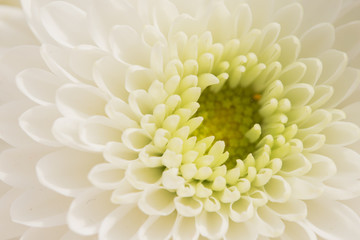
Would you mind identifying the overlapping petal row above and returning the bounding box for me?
[1,0,360,239]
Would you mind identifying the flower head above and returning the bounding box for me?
[1,0,360,239]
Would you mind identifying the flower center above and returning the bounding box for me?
[194,83,262,169]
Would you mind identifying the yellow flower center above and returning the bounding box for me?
[194,84,262,168]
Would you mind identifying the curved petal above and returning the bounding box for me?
[306,197,360,240]
[88,163,126,190]
[36,149,103,197]
[138,188,176,216]
[99,205,148,240]
[68,189,117,236]
[21,226,68,240]
[40,1,92,47]
[138,212,177,240]
[173,216,199,240]
[16,68,65,105]
[19,105,62,147]
[252,206,285,238]
[196,210,229,239]
[56,84,108,119]
[0,188,27,239]
[225,221,256,240]
[0,100,35,147]
[0,145,52,188]
[10,188,72,227]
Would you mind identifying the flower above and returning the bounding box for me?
[1,0,360,239]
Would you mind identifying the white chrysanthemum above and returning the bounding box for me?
[1,0,360,239]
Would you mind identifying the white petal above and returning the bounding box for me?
[122,128,151,152]
[52,117,94,152]
[298,58,323,86]
[79,116,123,150]
[37,149,103,197]
[307,85,334,109]
[138,212,177,240]
[263,176,291,203]
[56,84,107,119]
[334,21,360,58]
[304,153,337,181]
[93,56,128,101]
[125,66,156,93]
[273,3,303,37]
[111,178,142,204]
[267,199,307,221]
[104,142,138,168]
[11,188,72,227]
[138,188,176,216]
[99,205,148,240]
[297,0,341,33]
[252,206,285,238]
[40,1,92,47]
[0,145,52,188]
[40,44,87,83]
[0,100,35,146]
[300,23,335,58]
[343,101,360,127]
[322,121,360,146]
[110,25,151,66]
[105,98,139,126]
[277,36,300,65]
[228,197,254,222]
[322,67,360,108]
[126,161,163,189]
[69,45,106,80]
[207,2,233,43]
[233,3,252,38]
[317,146,360,199]
[0,45,46,78]
[88,163,125,190]
[286,177,323,200]
[173,216,199,240]
[306,197,360,240]
[61,231,97,240]
[0,188,27,239]
[88,0,142,50]
[152,0,179,36]
[278,62,306,86]
[335,1,360,26]
[225,221,256,240]
[283,84,314,107]
[16,68,65,105]
[0,6,38,47]
[280,153,312,177]
[247,0,274,29]
[317,49,347,84]
[68,189,117,236]
[279,221,317,240]
[19,105,62,147]
[196,210,228,239]
[174,196,203,217]
[21,226,68,240]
